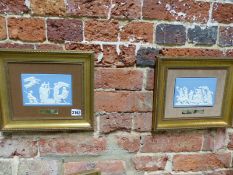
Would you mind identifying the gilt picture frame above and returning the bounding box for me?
[153,57,233,130]
[0,49,94,131]
[72,170,101,175]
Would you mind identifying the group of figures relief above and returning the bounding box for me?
[175,86,214,106]
[21,74,72,106]
[173,77,217,107]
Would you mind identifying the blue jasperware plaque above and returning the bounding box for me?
[173,77,217,108]
[21,74,72,106]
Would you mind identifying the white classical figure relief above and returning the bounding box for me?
[21,74,72,106]
[175,86,214,106]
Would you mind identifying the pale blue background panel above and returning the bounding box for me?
[21,74,72,106]
[173,77,217,108]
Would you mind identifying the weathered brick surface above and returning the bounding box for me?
[65,43,102,63]
[213,3,233,24]
[0,16,6,40]
[67,0,111,18]
[36,44,63,50]
[203,129,226,151]
[95,91,153,112]
[141,132,203,153]
[173,153,231,171]
[156,24,186,45]
[0,43,34,49]
[65,43,101,53]
[47,19,83,43]
[0,138,37,158]
[0,161,12,175]
[18,160,59,175]
[219,26,233,47]
[99,113,132,133]
[102,45,118,65]
[143,0,210,23]
[188,26,217,45]
[0,0,29,14]
[133,113,152,132]
[136,47,159,67]
[64,160,125,175]
[120,22,153,43]
[39,136,106,156]
[85,20,119,42]
[31,0,66,16]
[117,45,136,67]
[227,133,233,149]
[226,49,233,57]
[8,18,45,42]
[146,69,154,90]
[205,170,233,175]
[95,68,143,90]
[111,0,141,19]
[132,155,168,171]
[116,134,140,152]
[161,48,224,57]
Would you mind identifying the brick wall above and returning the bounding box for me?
[0,0,233,174]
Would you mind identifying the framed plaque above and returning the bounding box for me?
[0,50,94,131]
[153,57,233,130]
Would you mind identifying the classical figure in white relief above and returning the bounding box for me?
[39,82,51,103]
[24,76,40,89]
[53,82,70,104]
[175,86,214,106]
[27,90,38,104]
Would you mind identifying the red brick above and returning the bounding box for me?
[203,129,226,151]
[31,0,66,16]
[0,138,37,158]
[65,43,101,53]
[111,0,141,19]
[146,69,154,90]
[141,132,203,153]
[95,91,153,112]
[36,44,63,50]
[18,160,59,175]
[0,0,29,14]
[173,153,231,171]
[143,0,210,23]
[99,113,132,133]
[65,43,102,64]
[8,18,45,42]
[161,48,224,57]
[116,134,140,152]
[205,170,233,175]
[225,50,233,57]
[67,0,111,18]
[0,17,6,40]
[227,133,233,149]
[39,136,106,156]
[213,3,233,24]
[0,43,34,49]
[133,113,152,132]
[132,155,168,171]
[120,22,153,43]
[117,45,136,67]
[219,26,233,47]
[95,68,143,90]
[102,45,118,65]
[85,20,119,42]
[64,160,125,175]
[47,19,83,43]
